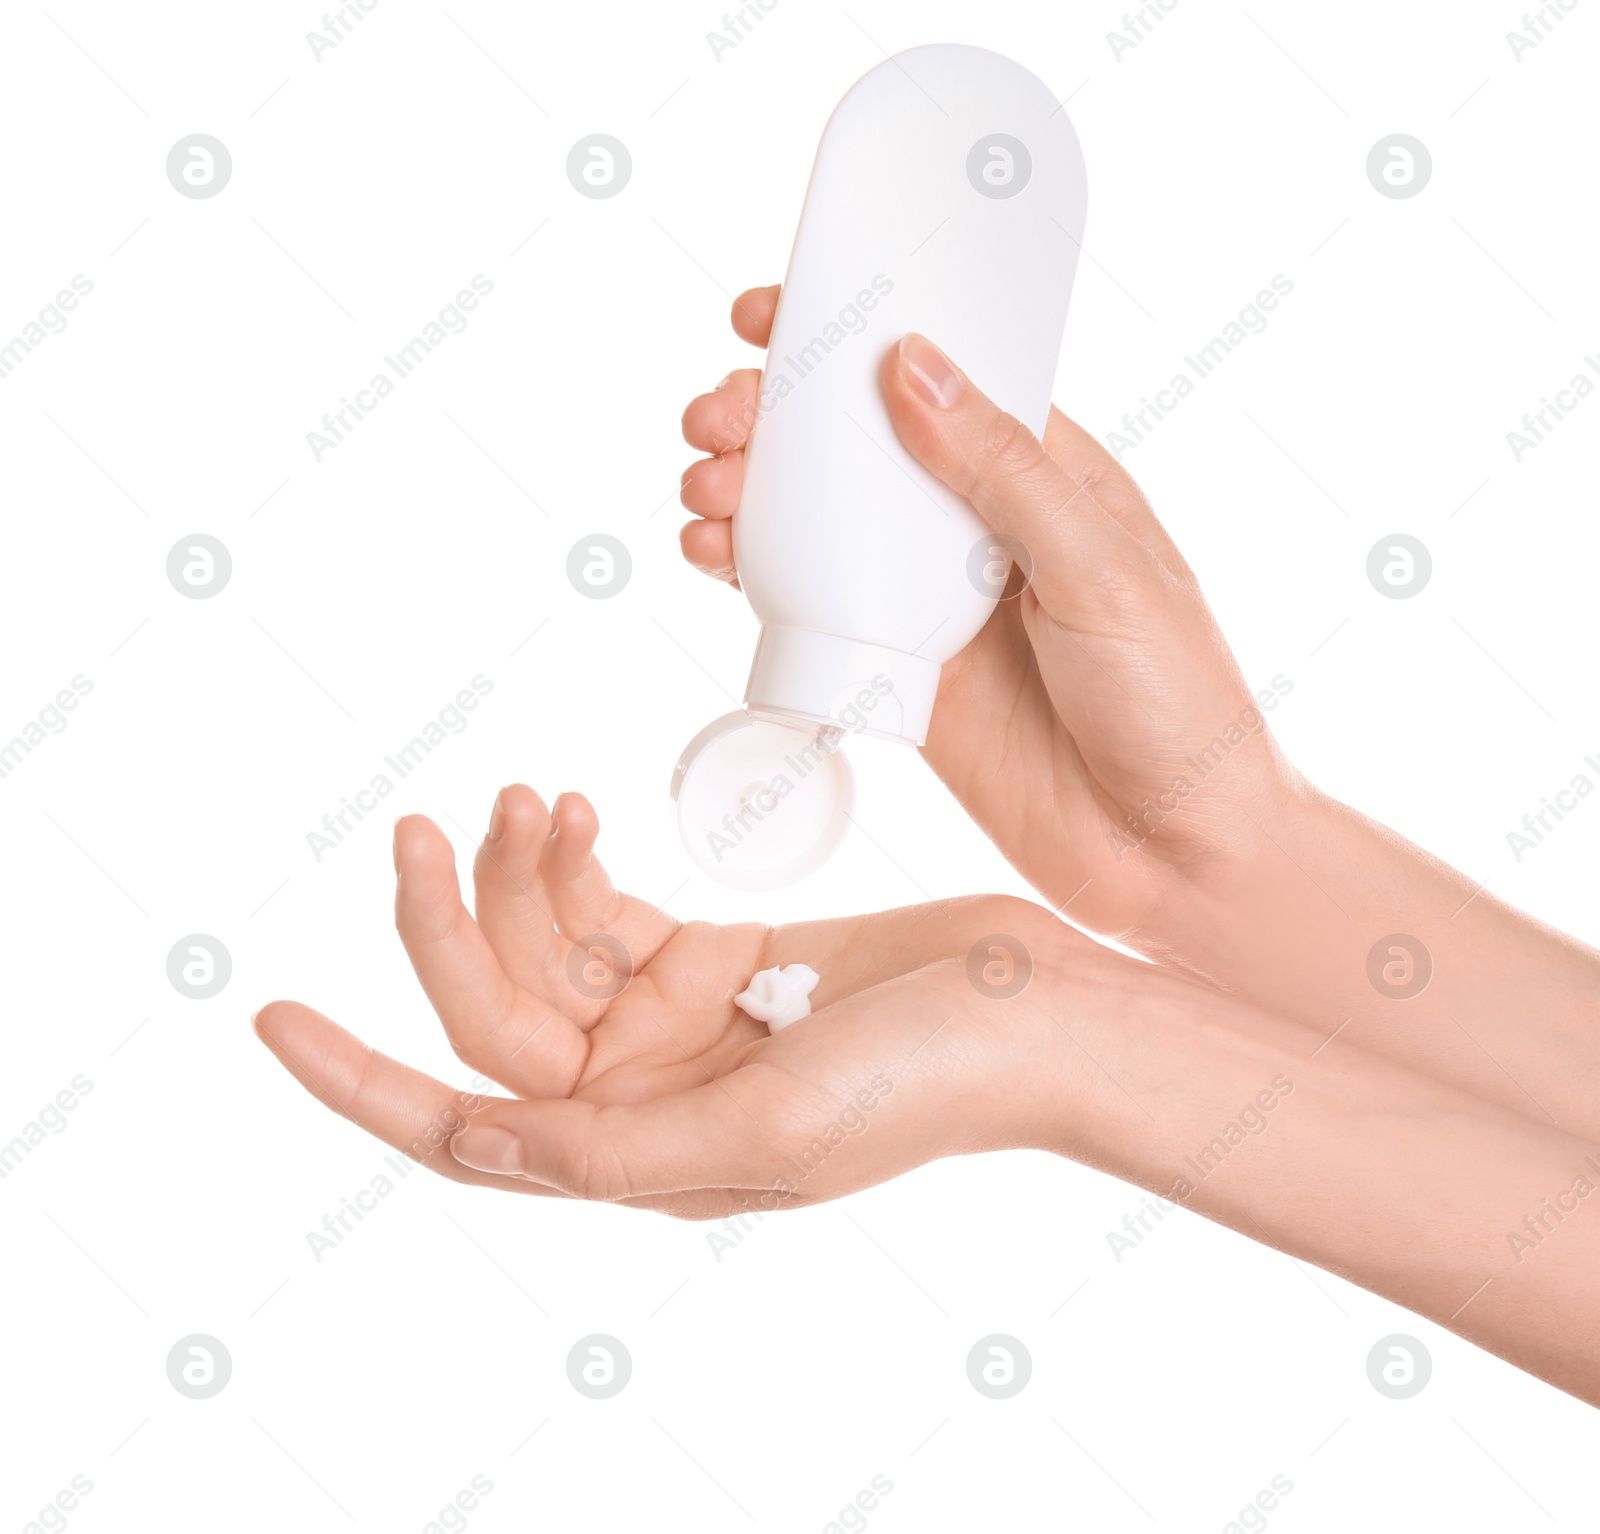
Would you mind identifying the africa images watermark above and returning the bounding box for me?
[306,1074,492,1261]
[1504,748,1600,861]
[1506,1150,1600,1263]
[0,274,94,383]
[21,1473,94,1534]
[1106,274,1294,459]
[306,675,494,861]
[1507,0,1586,61]
[0,674,94,782]
[821,1475,895,1534]
[1104,1189,1183,1263]
[306,274,494,461]
[706,0,780,60]
[703,676,894,869]
[421,1474,495,1534]
[1104,1074,1296,1260]
[1106,0,1183,61]
[704,274,895,452]
[1106,679,1294,864]
[1505,351,1600,461]
[0,1073,95,1182]
[1162,1075,1295,1204]
[705,1072,895,1261]
[306,0,382,62]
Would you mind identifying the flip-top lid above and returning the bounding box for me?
[671,711,854,890]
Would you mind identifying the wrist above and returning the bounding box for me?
[1130,774,1390,1005]
[1137,775,1600,1136]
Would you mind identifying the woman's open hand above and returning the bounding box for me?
[254,786,1086,1219]
[253,785,1600,1404]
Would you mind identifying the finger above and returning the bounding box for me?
[755,893,1055,1014]
[1041,404,1192,580]
[679,519,737,584]
[679,449,743,519]
[634,1187,799,1221]
[471,784,568,995]
[880,334,1178,635]
[252,1000,561,1195]
[681,370,761,454]
[450,950,1012,1204]
[921,600,1105,861]
[396,814,588,1095]
[450,1075,788,1199]
[538,793,681,965]
[253,1001,732,1218]
[731,284,779,347]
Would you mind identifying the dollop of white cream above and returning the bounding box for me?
[735,963,820,1032]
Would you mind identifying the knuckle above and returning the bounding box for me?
[553,1139,596,1198]
[984,892,1044,932]
[669,1193,733,1224]
[1085,558,1154,614]
[1064,460,1113,506]
[557,1133,632,1203]
[963,893,1087,967]
[398,882,458,947]
[332,1039,377,1117]
[970,412,1048,503]
[983,894,1055,949]
[679,396,706,445]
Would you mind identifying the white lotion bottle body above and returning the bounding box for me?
[670,45,1086,890]
[734,43,1087,748]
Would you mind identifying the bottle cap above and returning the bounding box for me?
[744,625,943,747]
[671,711,854,890]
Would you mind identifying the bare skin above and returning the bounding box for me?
[256,791,1600,1403]
[681,287,1600,1146]
[255,288,1600,1408]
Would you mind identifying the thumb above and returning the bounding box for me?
[450,1082,778,1200]
[881,333,1172,630]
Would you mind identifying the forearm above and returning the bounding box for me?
[1035,968,1600,1405]
[1144,782,1600,1142]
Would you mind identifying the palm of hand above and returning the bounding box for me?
[256,785,1060,1217]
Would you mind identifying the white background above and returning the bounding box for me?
[2,0,1597,1529]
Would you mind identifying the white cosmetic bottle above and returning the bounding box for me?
[672,43,1086,890]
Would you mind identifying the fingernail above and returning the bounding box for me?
[487,790,506,842]
[451,1126,523,1175]
[899,333,963,409]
